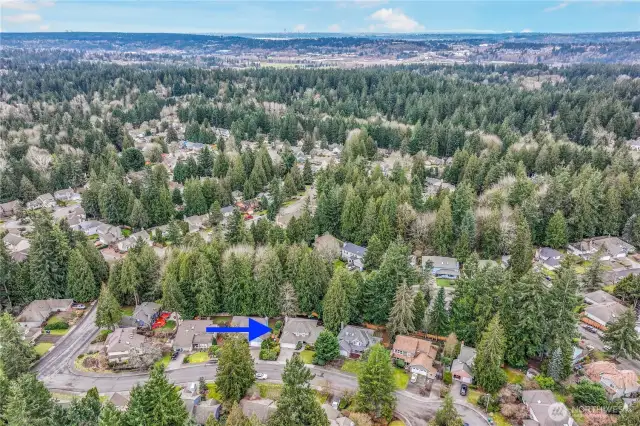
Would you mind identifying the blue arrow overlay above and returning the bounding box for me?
[206,318,272,342]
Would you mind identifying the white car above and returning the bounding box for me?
[410,373,418,384]
[255,373,268,380]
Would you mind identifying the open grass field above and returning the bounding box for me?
[393,368,409,389]
[389,421,405,426]
[48,329,68,336]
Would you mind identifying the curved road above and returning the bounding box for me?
[35,307,487,426]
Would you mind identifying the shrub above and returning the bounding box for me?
[395,359,405,368]
[443,371,453,385]
[572,380,608,407]
[535,374,556,390]
[275,320,283,331]
[295,341,303,350]
[44,321,69,330]
[477,394,501,412]
[259,348,278,361]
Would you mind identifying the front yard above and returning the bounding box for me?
[436,278,454,287]
[185,352,209,364]
[505,368,525,385]
[341,359,408,389]
[34,342,53,356]
[299,350,315,364]
[155,354,171,368]
[121,306,134,316]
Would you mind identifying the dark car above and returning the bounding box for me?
[460,383,468,396]
[171,352,179,360]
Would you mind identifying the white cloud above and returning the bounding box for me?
[369,8,424,32]
[39,23,49,30]
[3,12,41,23]
[544,2,569,12]
[521,28,532,33]
[0,0,54,11]
[293,24,306,32]
[328,23,341,32]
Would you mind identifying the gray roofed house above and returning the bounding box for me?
[536,247,563,271]
[604,268,640,284]
[125,302,161,328]
[521,390,573,426]
[53,188,81,202]
[52,205,86,226]
[173,320,215,352]
[104,327,146,363]
[451,345,476,384]
[26,193,56,210]
[230,316,269,347]
[17,299,73,329]
[628,139,640,151]
[422,256,460,279]
[3,232,30,261]
[220,206,235,217]
[584,290,620,305]
[569,236,635,261]
[239,398,276,423]
[0,201,17,218]
[109,393,130,411]
[97,223,123,246]
[337,325,382,358]
[194,399,221,424]
[341,242,367,271]
[280,318,324,349]
[184,215,208,233]
[584,301,628,329]
[117,229,151,252]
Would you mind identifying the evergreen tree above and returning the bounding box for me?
[603,308,640,360]
[363,234,384,270]
[67,387,102,426]
[427,287,450,336]
[29,213,70,299]
[354,344,396,421]
[413,290,427,332]
[280,281,299,317]
[255,248,283,317]
[119,256,142,306]
[454,209,475,263]
[293,251,330,314]
[474,316,507,393]
[121,147,145,172]
[223,253,255,315]
[303,159,313,185]
[617,401,640,426]
[226,210,247,244]
[19,176,38,202]
[122,365,189,426]
[268,356,329,426]
[208,200,223,226]
[322,268,350,333]
[215,336,256,403]
[98,403,122,426]
[545,210,568,249]
[387,283,415,338]
[197,146,214,177]
[225,402,250,426]
[183,178,208,216]
[4,373,54,426]
[340,188,364,243]
[547,347,564,383]
[582,252,604,292]
[433,196,454,256]
[96,285,122,330]
[428,395,464,426]
[129,198,149,230]
[0,313,36,380]
[313,331,340,365]
[510,210,534,279]
[67,248,99,302]
[172,188,183,205]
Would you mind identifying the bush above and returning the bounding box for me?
[477,394,501,412]
[275,320,283,331]
[443,371,453,385]
[295,341,303,350]
[44,321,69,330]
[535,374,556,390]
[208,345,220,357]
[572,380,608,407]
[259,348,278,361]
[395,359,405,368]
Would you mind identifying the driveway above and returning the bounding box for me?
[278,348,296,362]
[167,353,185,370]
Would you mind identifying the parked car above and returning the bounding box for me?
[71,303,86,310]
[410,373,418,384]
[206,359,218,365]
[171,352,179,360]
[460,383,468,396]
[330,396,341,410]
[255,373,267,380]
[582,325,597,333]
[603,345,611,351]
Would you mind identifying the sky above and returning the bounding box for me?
[0,0,639,34]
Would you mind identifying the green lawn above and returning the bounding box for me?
[490,413,510,426]
[46,315,67,325]
[185,352,209,364]
[48,329,68,336]
[602,284,616,293]
[436,278,454,287]
[122,229,132,237]
[121,306,134,316]
[159,320,176,330]
[34,342,53,356]
[206,383,222,401]
[341,359,361,375]
[389,421,405,426]
[505,368,525,385]
[155,354,171,368]
[333,259,346,270]
[299,350,315,364]
[258,383,283,400]
[393,368,409,389]
[212,316,232,325]
[467,389,483,405]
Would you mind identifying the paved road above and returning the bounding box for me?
[578,326,640,373]
[35,306,487,426]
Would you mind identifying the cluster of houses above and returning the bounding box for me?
[16,298,75,343]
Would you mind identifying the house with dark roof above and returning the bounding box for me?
[279,318,324,349]
[451,345,476,384]
[104,327,146,363]
[0,201,17,218]
[337,325,382,358]
[522,390,573,426]
[121,302,161,328]
[239,398,276,423]
[173,320,215,352]
[583,301,627,330]
[117,229,151,252]
[568,236,635,261]
[422,256,460,279]
[584,290,620,305]
[341,242,367,271]
[536,247,563,271]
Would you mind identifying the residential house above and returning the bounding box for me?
[108,393,130,411]
[121,302,161,328]
[422,256,460,280]
[16,299,73,331]
[341,242,367,271]
[584,362,640,399]
[104,327,146,363]
[604,268,640,284]
[97,223,123,246]
[53,188,81,202]
[451,345,476,384]
[220,206,235,218]
[568,237,635,261]
[584,290,620,305]
[184,215,208,233]
[522,390,573,426]
[3,232,30,261]
[180,382,201,416]
[240,398,276,423]
[52,205,86,227]
[194,399,222,425]
[536,247,563,271]
[280,318,324,349]
[337,325,382,358]
[117,229,152,252]
[322,404,355,426]
[173,320,216,352]
[72,220,102,236]
[230,316,269,348]
[26,193,56,210]
[392,336,438,378]
[583,300,627,330]
[0,200,17,218]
